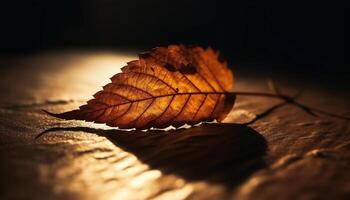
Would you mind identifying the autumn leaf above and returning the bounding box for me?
[45,45,236,129]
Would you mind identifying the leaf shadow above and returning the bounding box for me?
[39,123,267,187]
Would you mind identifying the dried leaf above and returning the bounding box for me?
[46,45,236,129]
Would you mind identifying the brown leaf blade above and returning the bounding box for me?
[46,45,235,129]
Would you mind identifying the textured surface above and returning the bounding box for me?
[0,51,349,200]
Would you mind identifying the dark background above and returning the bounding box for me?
[0,0,346,84]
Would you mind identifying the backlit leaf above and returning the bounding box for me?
[46,45,236,129]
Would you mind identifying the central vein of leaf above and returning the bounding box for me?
[110,91,229,107]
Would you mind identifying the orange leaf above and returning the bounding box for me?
[46,45,236,129]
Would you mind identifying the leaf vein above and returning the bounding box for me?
[199,55,225,91]
[109,83,153,98]
[192,94,207,121]
[169,94,192,124]
[130,99,155,126]
[122,71,177,93]
[208,94,222,119]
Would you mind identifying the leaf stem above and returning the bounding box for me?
[230,91,290,100]
[230,91,350,120]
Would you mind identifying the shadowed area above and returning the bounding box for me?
[39,123,267,186]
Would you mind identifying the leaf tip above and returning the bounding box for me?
[42,109,80,120]
[42,109,58,117]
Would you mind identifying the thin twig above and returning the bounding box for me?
[232,91,350,120]
[243,91,302,125]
